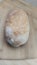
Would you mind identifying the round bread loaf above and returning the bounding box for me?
[5,9,30,47]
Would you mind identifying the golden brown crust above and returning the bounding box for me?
[6,9,29,35]
[5,9,30,47]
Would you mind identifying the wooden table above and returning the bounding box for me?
[0,0,37,64]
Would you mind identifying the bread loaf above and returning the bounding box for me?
[5,9,30,47]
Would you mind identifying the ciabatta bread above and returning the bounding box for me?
[5,9,30,47]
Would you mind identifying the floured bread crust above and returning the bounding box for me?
[5,9,30,47]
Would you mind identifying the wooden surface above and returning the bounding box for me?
[0,59,37,65]
[0,0,37,60]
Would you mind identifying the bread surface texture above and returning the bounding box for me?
[5,9,30,47]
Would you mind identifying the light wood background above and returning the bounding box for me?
[0,59,37,65]
[0,0,37,60]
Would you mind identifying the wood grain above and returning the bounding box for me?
[0,59,37,65]
[0,0,37,59]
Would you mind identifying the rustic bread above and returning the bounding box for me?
[5,9,30,47]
